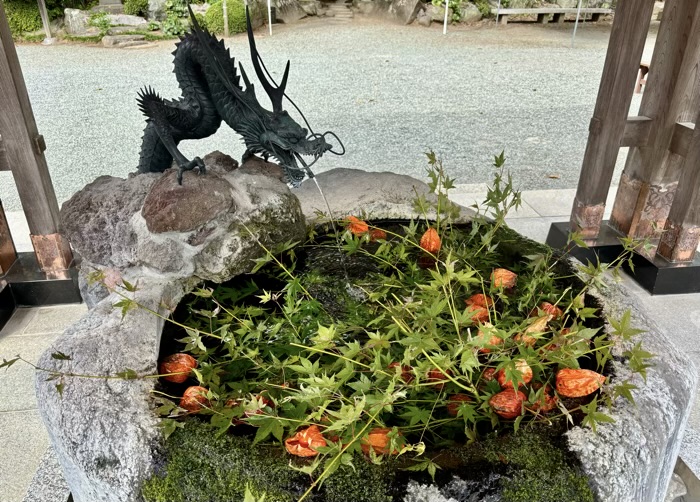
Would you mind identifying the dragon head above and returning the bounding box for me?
[241,9,340,185]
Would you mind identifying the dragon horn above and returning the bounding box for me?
[246,6,287,114]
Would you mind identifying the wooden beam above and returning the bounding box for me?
[610,0,700,239]
[570,0,655,238]
[669,121,695,157]
[492,8,612,15]
[0,3,72,271]
[621,116,653,147]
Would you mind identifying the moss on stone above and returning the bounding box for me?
[143,421,593,502]
[142,420,397,502]
[472,428,594,502]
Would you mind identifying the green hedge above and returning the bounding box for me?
[123,0,148,16]
[2,0,42,36]
[203,0,246,35]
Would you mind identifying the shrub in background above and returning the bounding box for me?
[2,0,42,36]
[123,0,148,16]
[162,0,188,36]
[203,0,246,35]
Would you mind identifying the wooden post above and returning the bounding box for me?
[0,200,17,275]
[657,105,700,262]
[570,0,655,238]
[610,0,700,239]
[0,3,72,273]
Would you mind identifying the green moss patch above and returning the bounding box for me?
[142,420,398,502]
[142,420,593,502]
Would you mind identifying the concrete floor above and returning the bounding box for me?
[0,304,86,502]
[1,185,698,501]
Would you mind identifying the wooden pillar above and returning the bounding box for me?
[610,0,700,239]
[657,104,700,262]
[570,0,655,238]
[0,200,17,275]
[0,3,72,273]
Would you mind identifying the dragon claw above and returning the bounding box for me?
[176,157,206,185]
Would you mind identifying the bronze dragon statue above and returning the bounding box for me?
[136,6,343,185]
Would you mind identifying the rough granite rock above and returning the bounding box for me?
[147,0,167,20]
[102,34,148,48]
[416,9,431,26]
[299,0,319,16]
[387,0,422,24]
[41,156,307,502]
[60,173,160,269]
[63,8,99,35]
[564,277,698,502]
[426,4,452,22]
[107,13,150,27]
[141,170,235,234]
[294,167,476,224]
[459,2,481,23]
[274,0,307,23]
[36,279,183,502]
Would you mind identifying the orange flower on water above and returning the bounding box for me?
[388,362,414,383]
[419,228,441,254]
[361,427,401,455]
[427,368,452,390]
[515,315,551,347]
[447,394,473,417]
[482,367,497,381]
[474,323,503,354]
[538,302,564,319]
[369,228,387,241]
[466,293,495,308]
[529,384,558,413]
[496,359,533,389]
[467,305,490,324]
[556,368,606,398]
[180,386,209,412]
[491,268,517,289]
[159,353,198,383]
[285,425,327,457]
[346,216,369,236]
[489,389,526,419]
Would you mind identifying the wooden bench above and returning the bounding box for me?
[492,8,613,26]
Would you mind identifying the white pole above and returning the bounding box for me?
[496,0,502,25]
[36,0,54,45]
[223,0,229,37]
[443,0,449,35]
[571,0,583,48]
[268,0,273,36]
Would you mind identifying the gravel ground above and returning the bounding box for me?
[1,17,656,211]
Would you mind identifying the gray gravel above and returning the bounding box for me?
[1,17,653,210]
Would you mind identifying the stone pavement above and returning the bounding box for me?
[0,304,86,502]
[0,185,698,501]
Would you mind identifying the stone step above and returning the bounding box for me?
[101,34,149,48]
